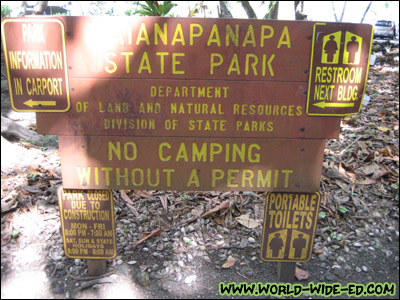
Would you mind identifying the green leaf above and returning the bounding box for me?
[338,206,349,214]
[10,231,20,238]
[318,212,327,219]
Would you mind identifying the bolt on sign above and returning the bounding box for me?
[261,192,321,262]
[1,18,70,112]
[57,187,116,259]
[306,23,373,116]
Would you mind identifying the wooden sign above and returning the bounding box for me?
[306,23,373,116]
[58,136,326,192]
[36,79,340,139]
[57,187,116,259]
[40,17,316,81]
[261,192,320,262]
[1,18,70,112]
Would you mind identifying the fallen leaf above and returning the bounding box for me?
[324,167,348,180]
[235,214,260,229]
[363,151,375,162]
[191,205,205,218]
[358,141,367,152]
[377,126,390,133]
[356,178,376,185]
[120,190,134,205]
[159,194,168,212]
[360,163,381,176]
[222,256,236,268]
[134,229,162,247]
[201,200,231,218]
[212,215,225,226]
[126,203,139,217]
[295,266,309,280]
[135,190,153,198]
[339,162,356,180]
[379,147,392,157]
[372,171,390,180]
[313,249,324,255]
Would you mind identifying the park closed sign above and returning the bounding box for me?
[1,16,372,263]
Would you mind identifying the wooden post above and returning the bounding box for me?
[87,259,107,277]
[277,262,296,282]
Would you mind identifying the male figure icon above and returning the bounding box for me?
[269,233,284,257]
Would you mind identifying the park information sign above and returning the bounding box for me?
[57,187,116,259]
[261,192,320,262]
[1,18,70,112]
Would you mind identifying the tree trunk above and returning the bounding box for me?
[332,1,347,22]
[360,1,372,23]
[18,1,48,16]
[269,1,279,20]
[219,1,233,18]
[294,1,307,20]
[339,1,347,22]
[1,115,57,147]
[19,1,28,16]
[32,1,48,15]
[240,1,257,19]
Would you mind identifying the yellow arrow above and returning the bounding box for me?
[313,102,355,109]
[23,99,57,108]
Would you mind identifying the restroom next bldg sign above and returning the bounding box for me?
[306,23,373,116]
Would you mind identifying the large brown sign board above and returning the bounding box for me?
[28,16,346,138]
[57,187,116,259]
[261,192,320,262]
[1,17,374,193]
[307,23,373,116]
[1,18,70,112]
[58,136,325,192]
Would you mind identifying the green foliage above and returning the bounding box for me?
[338,206,349,214]
[1,4,12,18]
[10,231,20,238]
[318,212,327,219]
[136,1,176,17]
[54,13,68,16]
[179,194,191,201]
[263,1,279,20]
[125,8,136,16]
[330,232,343,241]
[28,173,38,180]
